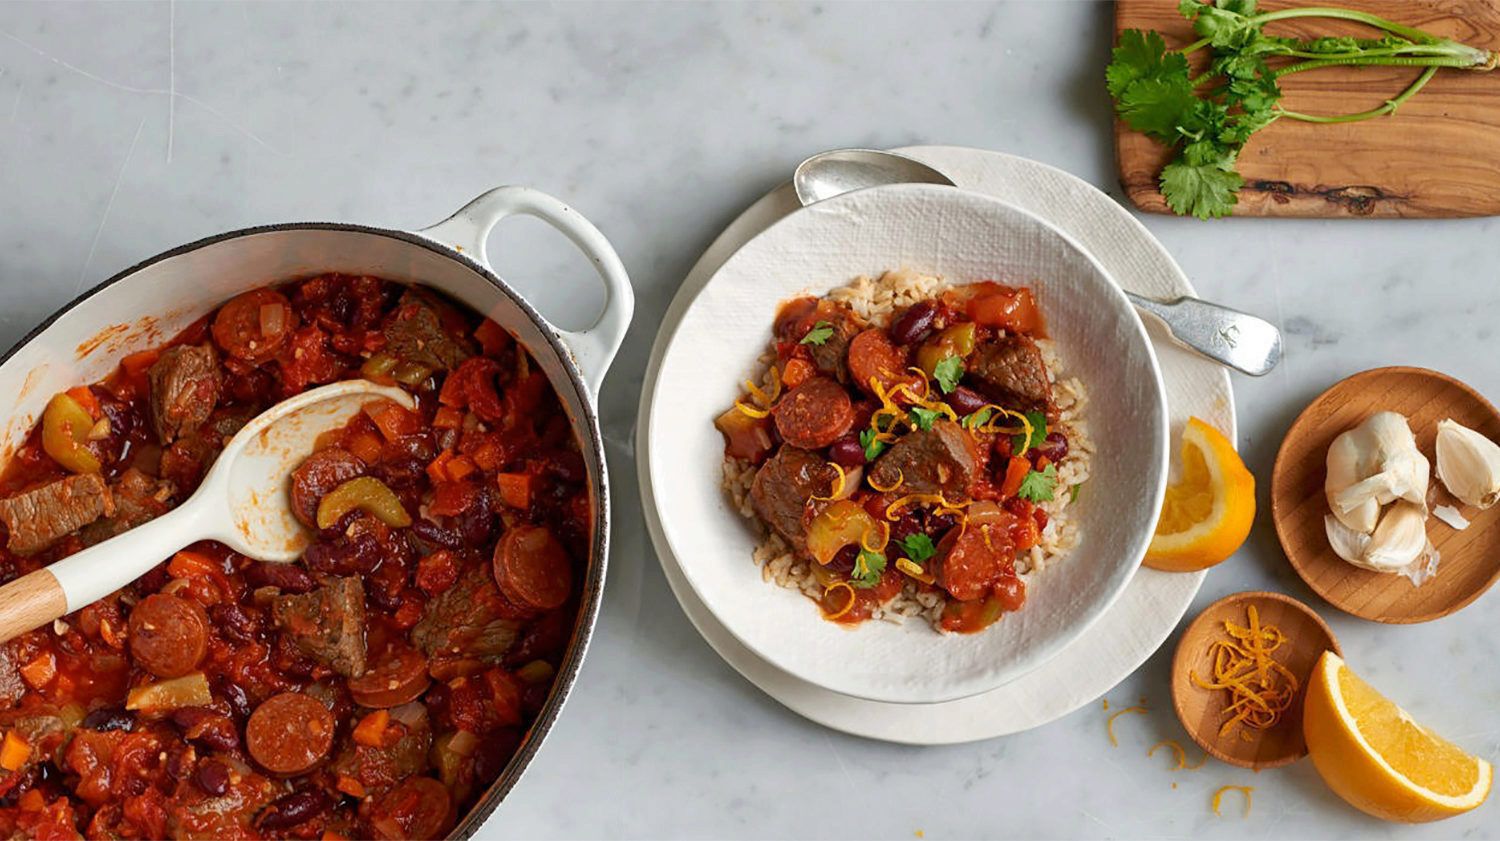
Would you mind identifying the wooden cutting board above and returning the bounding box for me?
[1114,0,1500,217]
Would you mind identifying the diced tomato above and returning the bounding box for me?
[119,349,161,379]
[415,550,460,596]
[428,481,478,518]
[780,358,816,390]
[483,670,525,728]
[999,457,1031,499]
[391,597,424,630]
[967,283,1043,334]
[167,550,219,580]
[16,789,45,812]
[495,473,532,509]
[65,386,101,421]
[474,319,511,356]
[433,406,463,430]
[19,653,55,690]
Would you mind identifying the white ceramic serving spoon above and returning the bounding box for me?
[0,379,414,643]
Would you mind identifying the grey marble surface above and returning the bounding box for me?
[3,2,1499,839]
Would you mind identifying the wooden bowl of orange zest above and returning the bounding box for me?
[1172,591,1339,769]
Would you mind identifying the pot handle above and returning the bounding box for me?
[418,186,634,397]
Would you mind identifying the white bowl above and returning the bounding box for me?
[647,183,1169,704]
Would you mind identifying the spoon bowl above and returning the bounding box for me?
[0,379,414,642]
[793,149,955,205]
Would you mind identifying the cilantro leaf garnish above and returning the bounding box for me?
[897,534,936,566]
[1107,5,1497,220]
[859,428,887,461]
[850,549,886,588]
[1017,464,1059,503]
[1011,411,1048,455]
[799,321,834,346]
[963,407,994,430]
[908,406,941,431]
[932,356,964,394]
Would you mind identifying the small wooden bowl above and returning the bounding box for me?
[1272,367,1500,623]
[1171,591,1339,769]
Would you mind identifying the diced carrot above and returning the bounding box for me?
[17,789,45,812]
[119,349,161,379]
[781,358,816,390]
[65,386,101,420]
[1000,457,1031,499]
[426,450,455,485]
[313,428,344,452]
[433,405,463,430]
[496,473,532,509]
[0,731,31,771]
[428,481,476,518]
[474,319,511,356]
[352,710,390,748]
[168,551,219,580]
[365,401,421,442]
[335,775,366,799]
[470,441,503,471]
[347,431,384,465]
[438,371,467,408]
[445,455,478,483]
[18,653,55,689]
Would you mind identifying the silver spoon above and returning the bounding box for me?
[793,149,1283,377]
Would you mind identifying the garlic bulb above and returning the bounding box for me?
[1325,412,1429,527]
[1435,419,1500,509]
[1325,501,1440,584]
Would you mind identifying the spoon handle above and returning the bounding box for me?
[1125,291,1282,377]
[0,499,205,644]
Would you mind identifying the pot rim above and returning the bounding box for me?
[0,220,611,839]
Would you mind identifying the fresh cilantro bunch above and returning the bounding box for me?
[1109,0,1497,219]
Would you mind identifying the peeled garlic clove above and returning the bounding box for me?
[1326,430,1380,533]
[1361,501,1431,574]
[1435,418,1500,509]
[1328,412,1429,515]
[1324,514,1372,564]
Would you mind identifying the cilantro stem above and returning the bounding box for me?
[1276,66,1438,123]
[1249,7,1438,44]
[1274,54,1481,78]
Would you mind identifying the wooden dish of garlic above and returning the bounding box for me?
[1272,367,1500,623]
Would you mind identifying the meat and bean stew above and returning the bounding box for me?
[0,275,589,839]
[718,274,1090,634]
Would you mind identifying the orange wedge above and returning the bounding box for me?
[1304,651,1491,822]
[1145,417,1255,571]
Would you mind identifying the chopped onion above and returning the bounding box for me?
[259,302,286,337]
[1433,504,1471,530]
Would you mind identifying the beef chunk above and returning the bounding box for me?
[967,335,1057,421]
[806,303,863,384]
[868,420,981,500]
[749,446,841,551]
[383,289,473,372]
[271,577,367,678]
[412,568,520,668]
[147,344,221,444]
[0,646,24,710]
[0,474,114,556]
[81,469,175,546]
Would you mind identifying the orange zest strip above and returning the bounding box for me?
[1189,606,1298,740]
[822,582,857,621]
[1148,739,1187,770]
[810,463,848,502]
[734,401,770,419]
[1106,706,1148,747]
[1211,785,1254,818]
[860,521,890,553]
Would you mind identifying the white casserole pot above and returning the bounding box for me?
[0,186,633,838]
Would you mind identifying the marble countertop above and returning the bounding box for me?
[3,2,1498,838]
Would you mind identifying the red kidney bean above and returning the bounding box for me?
[208,603,263,644]
[255,788,332,830]
[888,301,938,345]
[172,708,240,752]
[827,436,867,467]
[943,385,987,416]
[244,561,314,594]
[1032,432,1069,464]
[82,708,134,732]
[194,758,230,797]
[826,544,859,574]
[413,517,464,549]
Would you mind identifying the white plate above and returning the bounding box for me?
[647,183,1170,704]
[638,146,1233,742]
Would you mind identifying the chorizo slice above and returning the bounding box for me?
[289,447,366,528]
[211,288,296,364]
[348,646,431,709]
[847,328,919,397]
[773,376,854,450]
[493,525,573,612]
[361,775,453,840]
[128,593,210,679]
[245,692,335,775]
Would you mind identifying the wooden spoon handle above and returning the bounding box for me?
[0,568,67,643]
